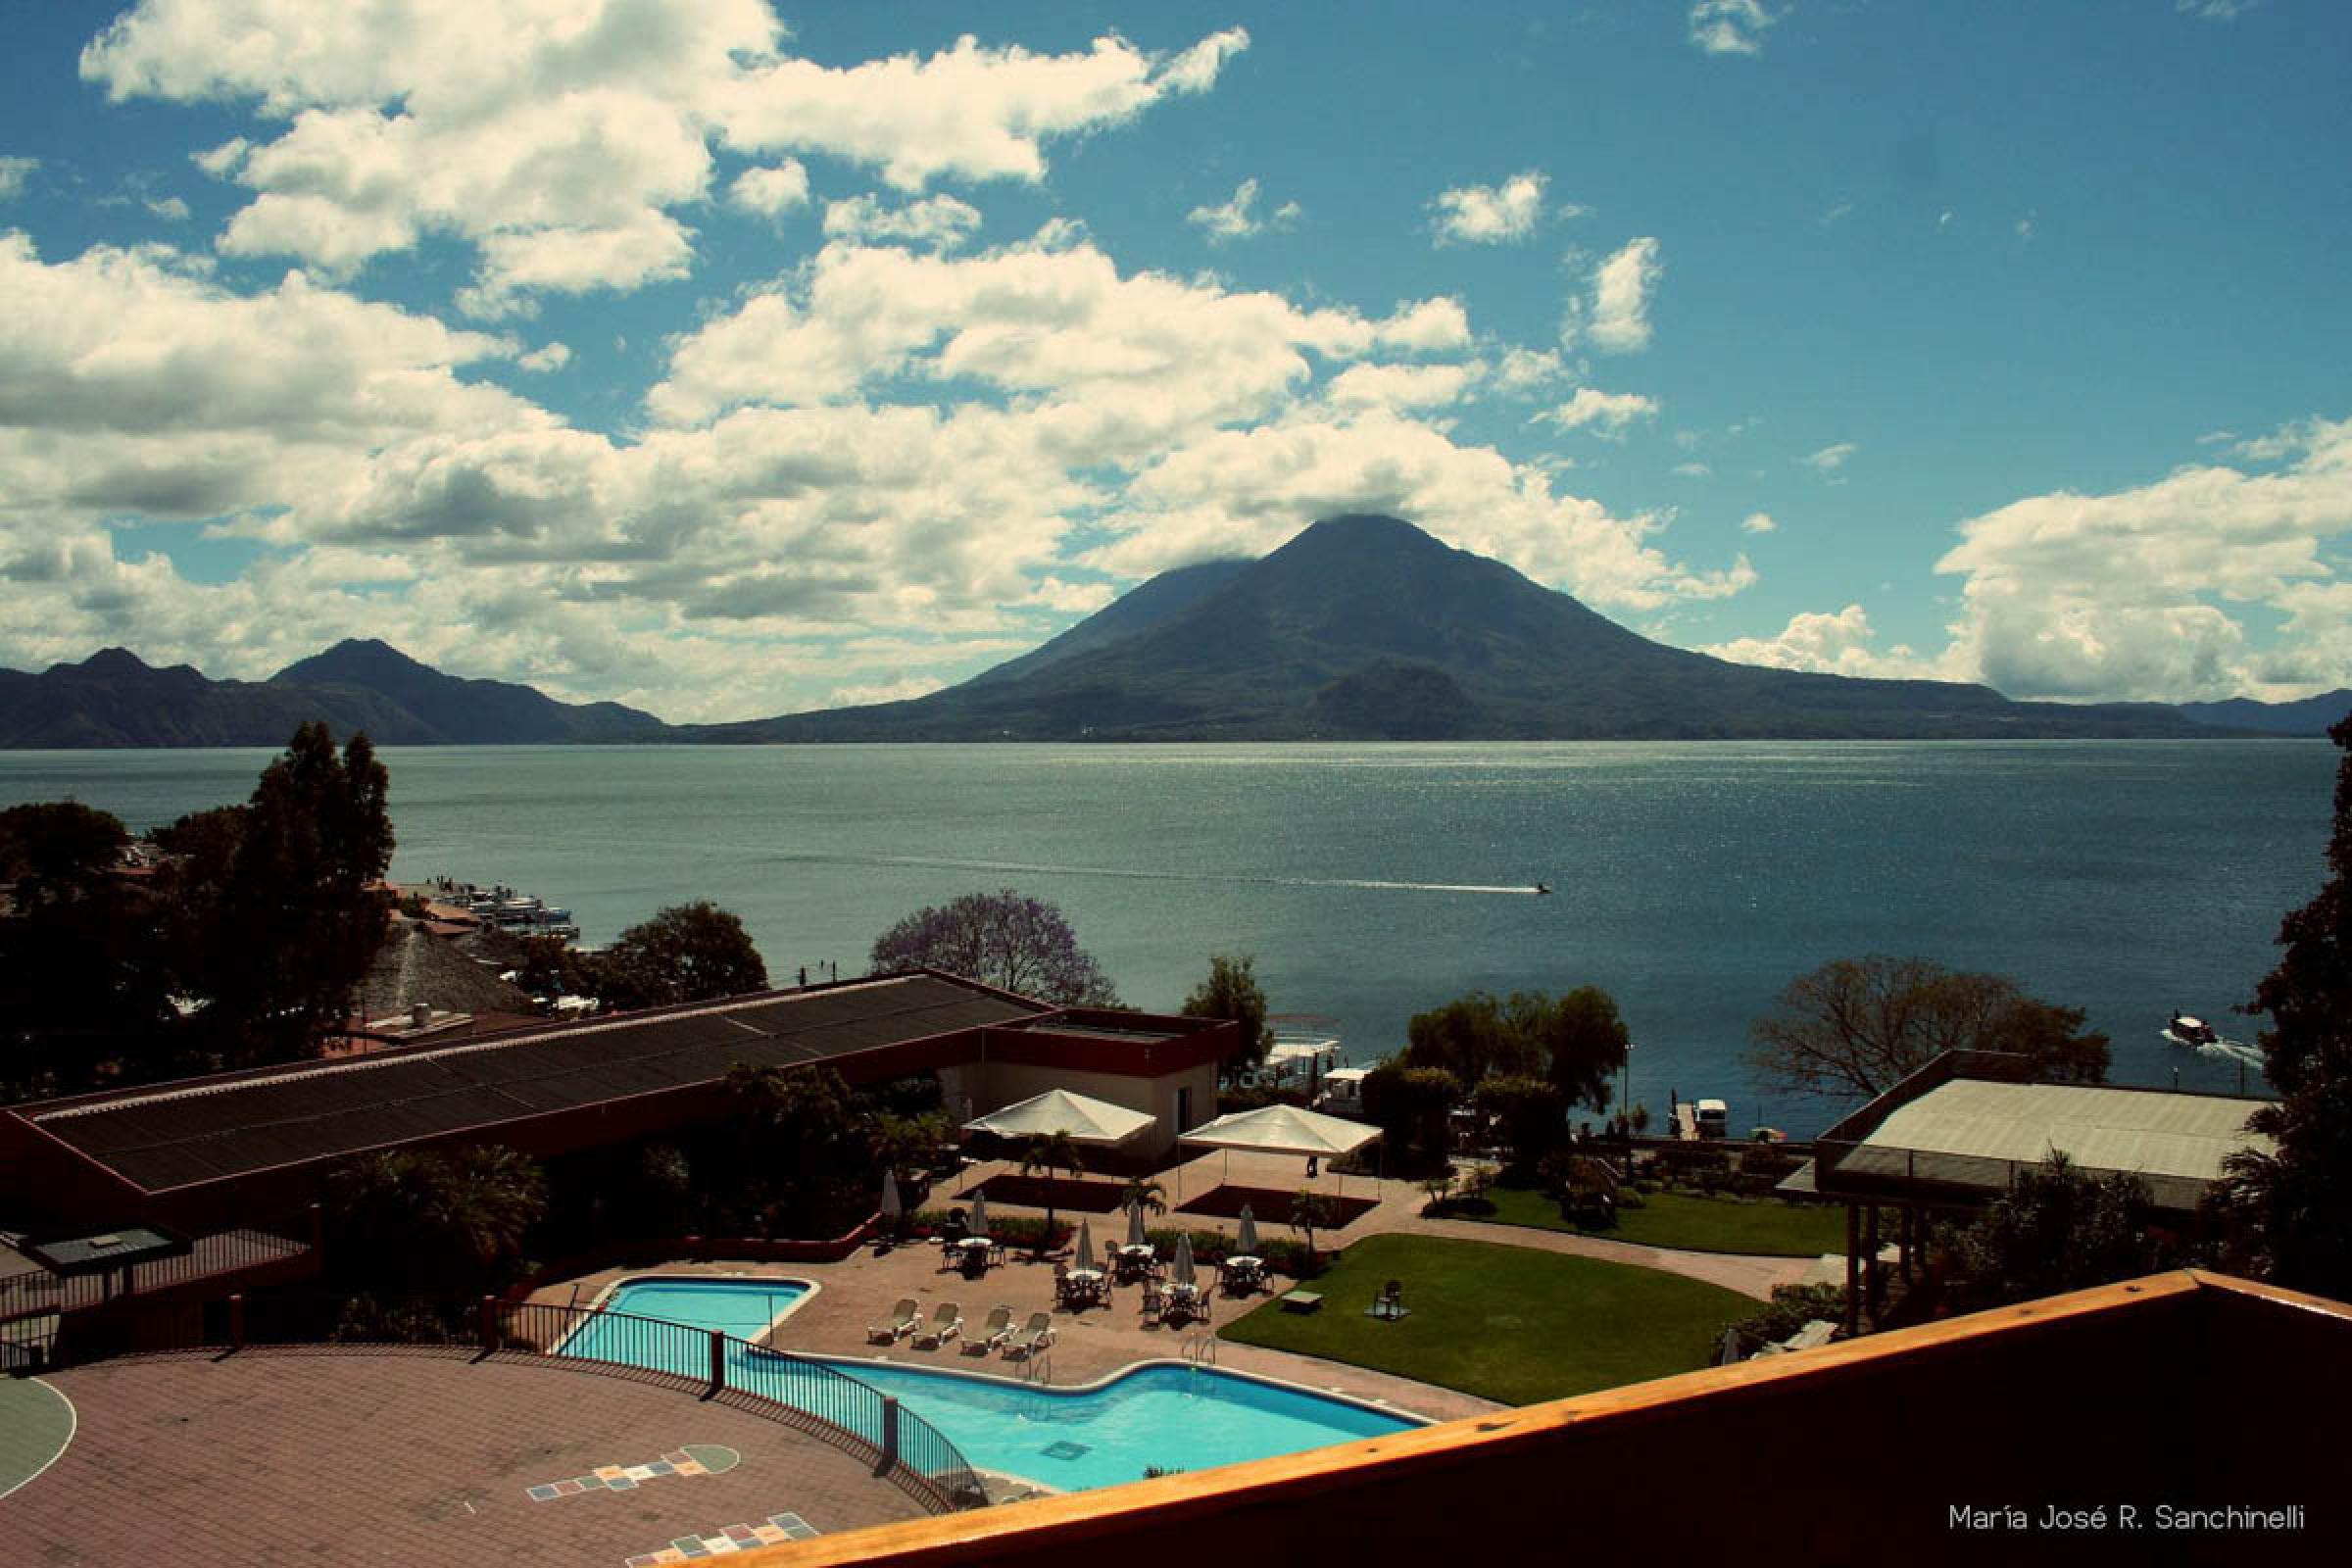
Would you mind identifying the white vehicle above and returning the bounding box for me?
[1694,1099,1729,1139]
[1313,1065,1373,1118]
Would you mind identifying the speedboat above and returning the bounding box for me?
[2163,1011,2220,1048]
[1534,881,1552,896]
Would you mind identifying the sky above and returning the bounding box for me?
[1,0,2348,723]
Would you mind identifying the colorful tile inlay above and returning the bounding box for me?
[625,1514,821,1565]
[527,1448,713,1501]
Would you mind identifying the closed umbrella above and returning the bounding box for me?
[1236,1204,1259,1255]
[1125,1200,1148,1249]
[1075,1219,1099,1273]
[879,1167,903,1222]
[968,1192,990,1239]
[1172,1232,1197,1290]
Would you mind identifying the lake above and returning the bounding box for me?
[0,740,2328,1133]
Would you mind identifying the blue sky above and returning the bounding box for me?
[1,0,2346,720]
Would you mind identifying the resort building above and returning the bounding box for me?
[0,970,1232,1236]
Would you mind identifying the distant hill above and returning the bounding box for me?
[0,642,668,747]
[2176,690,2352,737]
[689,514,2248,742]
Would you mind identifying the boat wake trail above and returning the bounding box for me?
[764,851,1544,897]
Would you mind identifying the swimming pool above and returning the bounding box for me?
[556,1277,1424,1493]
[809,1356,1424,1493]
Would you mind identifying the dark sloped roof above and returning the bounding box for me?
[32,974,1039,1193]
[351,920,534,1021]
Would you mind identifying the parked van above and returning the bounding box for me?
[1695,1099,1729,1139]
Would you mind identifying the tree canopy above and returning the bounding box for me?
[1402,987,1629,1108]
[598,901,768,1008]
[322,1144,547,1297]
[868,888,1119,1005]
[1946,1151,2163,1311]
[2218,713,2352,1299]
[1744,955,2110,1103]
[1180,953,1275,1066]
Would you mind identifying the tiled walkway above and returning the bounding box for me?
[2,1349,924,1567]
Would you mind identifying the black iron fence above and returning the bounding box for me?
[6,1290,984,1514]
[0,1211,318,1322]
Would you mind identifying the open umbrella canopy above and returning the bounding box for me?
[1179,1103,1380,1159]
[1075,1220,1098,1272]
[1236,1205,1259,1254]
[1125,1200,1148,1249]
[962,1089,1155,1147]
[879,1167,903,1219]
[968,1193,990,1238]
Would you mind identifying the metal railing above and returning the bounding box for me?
[13,1292,985,1514]
[0,1212,318,1323]
[1183,1332,1217,1366]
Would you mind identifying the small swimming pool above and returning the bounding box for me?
[556,1277,1424,1493]
[810,1356,1423,1493]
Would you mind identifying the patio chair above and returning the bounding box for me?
[912,1301,963,1349]
[866,1297,920,1344]
[964,1304,1013,1355]
[1371,1280,1405,1321]
[1001,1311,1056,1360]
[1139,1284,1164,1324]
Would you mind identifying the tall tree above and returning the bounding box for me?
[1361,1062,1461,1164]
[715,1063,872,1235]
[869,888,1119,1005]
[1402,987,1629,1108]
[1745,955,2110,1103]
[180,724,396,1065]
[1180,953,1275,1066]
[598,901,767,1008]
[1947,1151,2162,1311]
[2218,713,2352,1299]
[322,1144,547,1297]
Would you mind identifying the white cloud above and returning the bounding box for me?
[1799,441,1858,471]
[1701,605,1925,678]
[144,194,191,221]
[82,7,1246,314]
[1587,236,1661,352]
[1187,177,1300,244]
[1672,461,1713,478]
[729,161,809,218]
[1740,512,1777,534]
[516,341,572,372]
[2179,1,2256,20]
[1491,347,1566,395]
[714,26,1250,191]
[0,157,39,201]
[1689,1,1782,57]
[1325,363,1480,413]
[822,193,984,251]
[1538,387,1660,437]
[1431,171,1547,245]
[1934,416,2352,701]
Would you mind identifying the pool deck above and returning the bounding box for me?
[2,1348,927,1567]
[526,1145,1814,1427]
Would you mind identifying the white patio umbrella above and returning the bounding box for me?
[879,1167,903,1226]
[1236,1205,1259,1255]
[1171,1232,1197,1290]
[1178,1103,1381,1196]
[967,1192,990,1238]
[1075,1219,1098,1273]
[961,1088,1155,1148]
[1125,1200,1148,1249]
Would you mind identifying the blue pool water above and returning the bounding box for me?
[559,1277,1421,1492]
[808,1356,1422,1492]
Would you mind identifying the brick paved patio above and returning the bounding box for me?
[4,1348,924,1567]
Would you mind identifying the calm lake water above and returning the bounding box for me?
[1,741,2328,1133]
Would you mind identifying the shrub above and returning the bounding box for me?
[1718,1282,1846,1359]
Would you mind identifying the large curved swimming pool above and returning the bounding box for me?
[562,1275,1424,1492]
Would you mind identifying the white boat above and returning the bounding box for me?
[1229,1016,1348,1091]
[1312,1065,1373,1119]
[2163,1011,2221,1048]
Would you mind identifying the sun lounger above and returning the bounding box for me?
[867,1297,919,1343]
[1001,1310,1055,1359]
[912,1302,963,1348]
[964,1304,1013,1354]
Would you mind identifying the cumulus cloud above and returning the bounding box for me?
[1799,441,1858,471]
[1740,512,1777,533]
[0,156,38,200]
[1538,387,1660,437]
[82,5,1246,313]
[144,194,191,220]
[1689,1,1781,57]
[1587,236,1661,352]
[729,161,809,217]
[821,193,984,251]
[1430,171,1547,245]
[1324,363,1481,413]
[1701,605,1923,678]
[1187,178,1300,243]
[1933,416,2352,701]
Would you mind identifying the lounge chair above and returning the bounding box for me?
[867,1297,920,1343]
[912,1302,963,1349]
[1001,1310,1055,1359]
[963,1304,1013,1354]
[1139,1284,1163,1324]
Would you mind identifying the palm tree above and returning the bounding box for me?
[1289,1189,1338,1265]
[1117,1175,1168,1218]
[1020,1132,1086,1256]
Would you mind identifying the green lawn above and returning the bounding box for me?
[1218,1233,1754,1405]
[1465,1185,1844,1257]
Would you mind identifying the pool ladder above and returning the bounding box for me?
[1018,1351,1054,1386]
[1183,1332,1217,1367]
